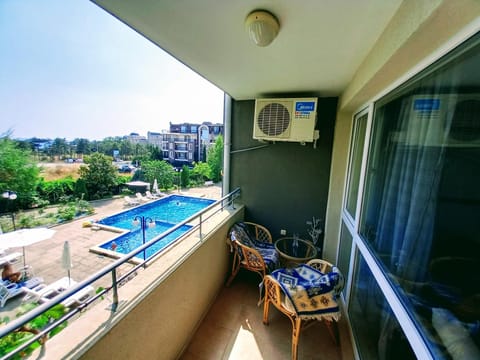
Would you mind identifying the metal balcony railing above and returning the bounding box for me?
[0,188,241,359]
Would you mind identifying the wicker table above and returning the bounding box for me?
[274,237,317,268]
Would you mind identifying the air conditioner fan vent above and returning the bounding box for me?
[257,103,291,136]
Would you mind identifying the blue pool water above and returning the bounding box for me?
[97,195,215,259]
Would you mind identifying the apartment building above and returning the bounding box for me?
[147,122,223,168]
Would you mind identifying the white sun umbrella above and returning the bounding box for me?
[62,241,73,285]
[0,228,56,267]
[125,181,150,188]
[153,178,159,194]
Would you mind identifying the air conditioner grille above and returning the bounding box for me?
[449,99,480,141]
[257,103,291,136]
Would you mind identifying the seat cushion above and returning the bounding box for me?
[256,242,280,272]
[271,265,341,320]
[230,223,256,247]
[230,222,279,272]
[308,272,340,295]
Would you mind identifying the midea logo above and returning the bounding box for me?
[295,102,315,112]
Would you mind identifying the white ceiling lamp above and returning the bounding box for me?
[245,10,280,47]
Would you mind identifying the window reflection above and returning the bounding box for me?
[345,113,368,218]
[338,223,352,290]
[349,253,416,359]
[356,33,480,358]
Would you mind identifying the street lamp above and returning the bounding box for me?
[132,216,155,260]
[2,190,17,231]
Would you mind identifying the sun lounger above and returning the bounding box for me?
[135,192,150,202]
[0,276,44,307]
[22,276,94,308]
[145,191,160,199]
[61,285,95,308]
[124,195,140,206]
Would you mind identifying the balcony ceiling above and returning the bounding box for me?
[92,0,402,100]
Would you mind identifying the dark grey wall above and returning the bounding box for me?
[230,97,338,250]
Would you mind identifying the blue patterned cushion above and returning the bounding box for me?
[309,272,339,294]
[230,223,256,247]
[256,242,280,272]
[230,222,279,272]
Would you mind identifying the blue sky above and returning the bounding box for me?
[0,0,224,141]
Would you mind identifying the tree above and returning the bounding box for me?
[141,160,175,190]
[0,137,40,211]
[74,138,91,155]
[14,139,34,151]
[78,153,118,200]
[191,162,211,184]
[101,137,122,157]
[120,139,133,159]
[180,165,190,187]
[51,138,69,158]
[147,144,163,161]
[74,178,88,199]
[207,135,223,183]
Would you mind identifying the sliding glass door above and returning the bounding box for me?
[343,32,480,359]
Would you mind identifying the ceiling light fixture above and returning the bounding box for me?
[245,10,280,47]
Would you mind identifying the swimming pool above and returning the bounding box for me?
[95,195,215,260]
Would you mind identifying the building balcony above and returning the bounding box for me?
[0,191,353,359]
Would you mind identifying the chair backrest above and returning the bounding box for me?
[229,223,256,247]
[243,222,272,243]
[306,259,345,295]
[306,259,332,273]
[229,222,272,247]
[228,222,277,277]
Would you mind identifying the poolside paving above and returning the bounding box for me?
[0,185,222,319]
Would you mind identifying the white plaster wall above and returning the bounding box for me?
[326,0,480,264]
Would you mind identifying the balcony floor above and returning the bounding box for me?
[180,271,346,360]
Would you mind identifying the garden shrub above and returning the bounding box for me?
[37,178,75,205]
[74,178,88,199]
[56,204,76,221]
[17,214,35,229]
[56,200,94,223]
[0,303,67,359]
[76,199,94,215]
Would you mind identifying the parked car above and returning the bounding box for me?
[118,165,134,173]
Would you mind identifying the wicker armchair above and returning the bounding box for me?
[307,258,345,295]
[263,259,344,360]
[226,222,277,286]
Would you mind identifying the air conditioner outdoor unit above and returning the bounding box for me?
[253,98,318,143]
[393,94,480,147]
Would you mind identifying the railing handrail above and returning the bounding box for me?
[0,187,240,350]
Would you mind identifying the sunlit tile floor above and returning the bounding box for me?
[180,271,348,360]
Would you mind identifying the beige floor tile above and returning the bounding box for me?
[181,270,344,360]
